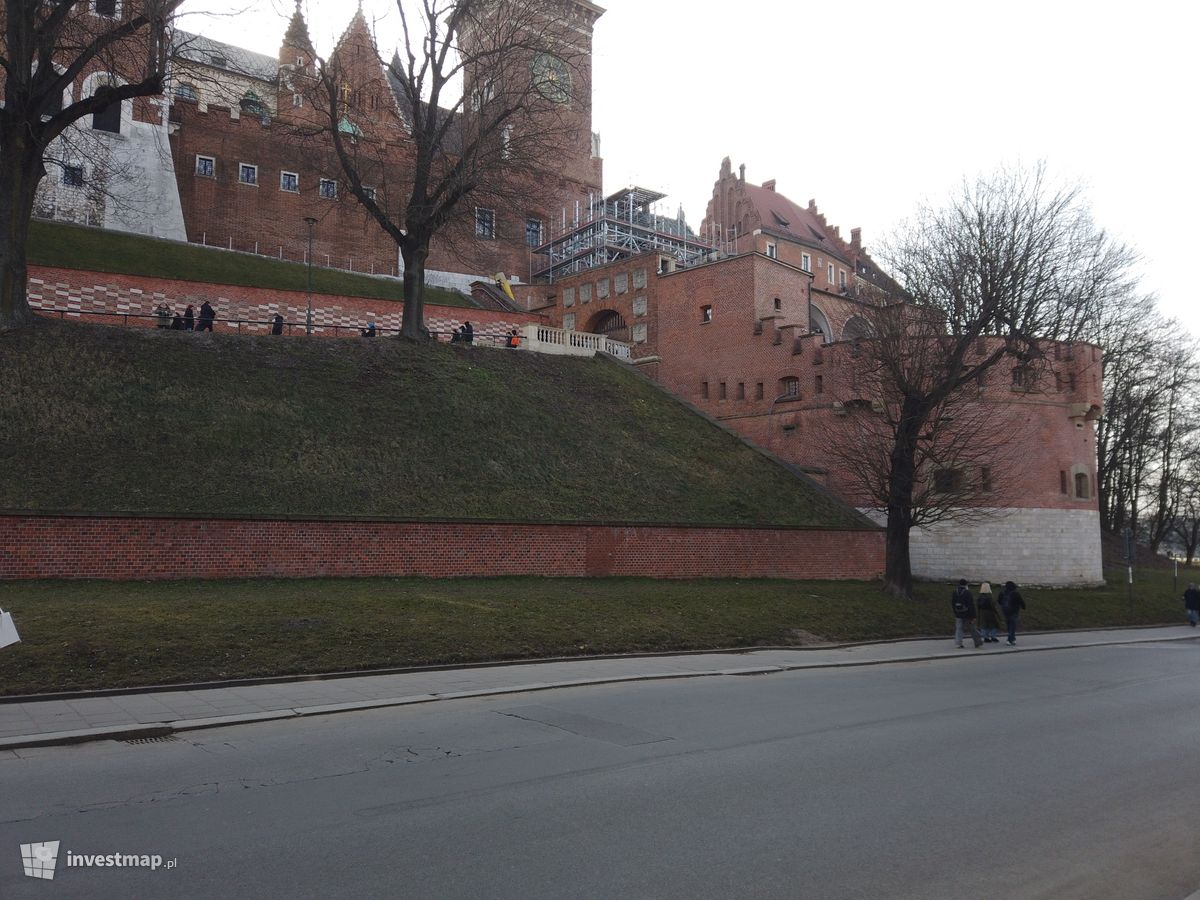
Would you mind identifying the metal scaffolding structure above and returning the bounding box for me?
[532,187,718,282]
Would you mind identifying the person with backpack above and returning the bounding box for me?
[999,580,1027,645]
[951,579,982,649]
[1183,582,1200,627]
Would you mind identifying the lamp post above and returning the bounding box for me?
[303,216,318,335]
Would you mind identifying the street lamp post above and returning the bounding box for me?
[303,216,318,335]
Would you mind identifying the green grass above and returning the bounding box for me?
[27,219,475,309]
[0,569,1192,696]
[0,319,863,526]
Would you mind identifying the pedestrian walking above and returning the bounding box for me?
[154,303,172,328]
[271,314,284,335]
[977,582,1001,642]
[197,300,215,332]
[951,579,982,649]
[1184,582,1200,627]
[462,321,474,344]
[999,580,1027,645]
[183,304,195,331]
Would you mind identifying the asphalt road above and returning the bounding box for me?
[2,640,1198,899]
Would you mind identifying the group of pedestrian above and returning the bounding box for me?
[154,301,215,332]
[951,579,1026,648]
[450,321,474,343]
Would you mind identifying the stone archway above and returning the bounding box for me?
[809,305,832,344]
[841,315,875,342]
[587,309,628,338]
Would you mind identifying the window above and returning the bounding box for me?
[525,218,543,248]
[362,186,377,202]
[934,469,964,494]
[1075,472,1090,499]
[755,383,764,400]
[719,382,727,401]
[737,382,746,400]
[814,374,824,394]
[700,305,713,323]
[701,382,709,399]
[62,165,84,187]
[209,54,227,68]
[175,83,197,101]
[92,101,121,134]
[475,208,495,239]
[779,376,799,398]
[280,171,299,193]
[774,297,782,312]
[319,178,338,200]
[839,269,847,287]
[827,263,834,283]
[1068,373,1077,392]
[801,253,811,272]
[1060,470,1069,494]
[502,124,513,159]
[93,0,118,16]
[238,164,257,186]
[765,242,777,259]
[981,467,993,493]
[293,94,303,108]
[195,155,216,178]
[1011,365,1028,387]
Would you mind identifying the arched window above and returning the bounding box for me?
[841,315,874,341]
[1074,472,1090,499]
[778,376,800,398]
[809,305,832,344]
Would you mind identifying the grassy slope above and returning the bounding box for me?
[27,219,475,309]
[0,568,1192,695]
[0,319,862,526]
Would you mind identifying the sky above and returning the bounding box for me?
[177,0,1200,336]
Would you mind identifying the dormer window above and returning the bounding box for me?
[209,54,226,68]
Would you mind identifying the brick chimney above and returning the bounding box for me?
[851,227,862,249]
[739,164,746,183]
[763,179,776,192]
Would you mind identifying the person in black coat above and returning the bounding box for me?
[1184,582,1200,627]
[271,314,284,335]
[951,579,981,649]
[183,304,195,331]
[977,582,1001,642]
[462,320,474,344]
[999,580,1027,645]
[197,300,215,332]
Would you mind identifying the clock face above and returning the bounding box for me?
[531,53,572,104]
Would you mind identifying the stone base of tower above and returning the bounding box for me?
[860,508,1105,587]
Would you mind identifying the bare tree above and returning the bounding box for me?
[304,0,587,340]
[849,165,1128,598]
[1171,454,1200,565]
[0,0,183,331]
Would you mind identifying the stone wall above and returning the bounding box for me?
[0,514,884,582]
[860,507,1106,587]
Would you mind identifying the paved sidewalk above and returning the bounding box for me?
[1,626,1196,750]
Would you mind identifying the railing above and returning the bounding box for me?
[522,324,632,360]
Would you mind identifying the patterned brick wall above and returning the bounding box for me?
[0,514,884,582]
[27,266,542,341]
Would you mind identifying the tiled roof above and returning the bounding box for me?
[173,31,277,83]
[742,182,848,262]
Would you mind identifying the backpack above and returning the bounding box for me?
[952,588,971,616]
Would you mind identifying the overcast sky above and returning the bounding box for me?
[177,0,1199,336]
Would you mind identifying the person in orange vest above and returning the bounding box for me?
[506,328,522,348]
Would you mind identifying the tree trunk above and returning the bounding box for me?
[0,129,42,332]
[882,398,927,598]
[399,240,429,342]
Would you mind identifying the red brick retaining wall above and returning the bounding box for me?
[0,515,883,582]
[27,266,542,341]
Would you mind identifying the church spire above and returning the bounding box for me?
[282,1,314,58]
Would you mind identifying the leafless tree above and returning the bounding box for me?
[305,0,587,340]
[0,0,183,331]
[1170,454,1200,565]
[849,164,1129,598]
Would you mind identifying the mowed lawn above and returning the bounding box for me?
[0,568,1190,696]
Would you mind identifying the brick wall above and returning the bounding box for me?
[0,515,884,582]
[27,266,542,341]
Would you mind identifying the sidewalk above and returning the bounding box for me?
[1,626,1196,751]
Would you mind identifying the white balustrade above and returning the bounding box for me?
[521,324,632,360]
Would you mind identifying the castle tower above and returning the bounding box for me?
[277,1,315,118]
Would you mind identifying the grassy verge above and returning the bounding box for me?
[27,219,474,309]
[0,568,1192,696]
[0,320,863,526]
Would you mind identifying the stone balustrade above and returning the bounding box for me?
[521,324,632,360]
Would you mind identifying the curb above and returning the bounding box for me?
[2,632,1195,752]
[0,621,1184,706]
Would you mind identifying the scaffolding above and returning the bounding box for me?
[532,187,718,282]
